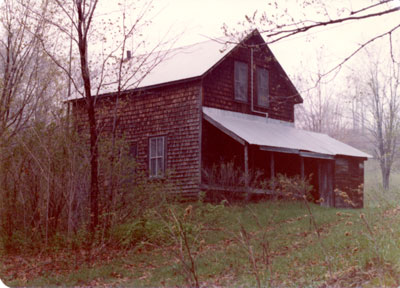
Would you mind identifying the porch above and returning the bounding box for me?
[201,107,369,207]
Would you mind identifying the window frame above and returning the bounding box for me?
[234,61,248,103]
[256,66,269,108]
[148,136,166,177]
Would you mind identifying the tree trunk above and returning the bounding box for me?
[75,0,100,235]
[381,167,390,191]
[87,98,100,234]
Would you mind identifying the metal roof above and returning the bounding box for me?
[203,107,371,159]
[67,38,236,100]
[67,30,301,104]
[135,39,235,89]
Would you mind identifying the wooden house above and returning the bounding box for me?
[69,30,370,208]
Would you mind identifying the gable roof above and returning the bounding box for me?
[134,38,236,89]
[203,106,371,159]
[68,30,302,102]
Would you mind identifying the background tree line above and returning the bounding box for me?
[295,42,400,191]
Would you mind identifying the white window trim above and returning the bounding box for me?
[149,136,166,177]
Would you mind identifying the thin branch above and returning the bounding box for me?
[389,32,399,66]
[321,23,400,78]
[37,37,84,98]
[84,0,99,39]
[262,6,400,44]
[53,0,79,32]
[350,0,395,15]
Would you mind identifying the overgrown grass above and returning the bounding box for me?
[2,161,400,287]
[1,203,400,287]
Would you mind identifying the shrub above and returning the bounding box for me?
[272,174,313,201]
[110,215,173,249]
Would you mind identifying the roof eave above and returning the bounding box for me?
[65,76,203,103]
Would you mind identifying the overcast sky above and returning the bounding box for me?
[98,0,400,80]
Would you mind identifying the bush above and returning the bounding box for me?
[271,174,313,201]
[1,231,28,254]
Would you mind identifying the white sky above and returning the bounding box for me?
[97,0,400,82]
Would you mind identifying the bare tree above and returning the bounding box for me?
[346,47,400,191]
[295,64,348,139]
[223,0,400,76]
[341,72,372,152]
[0,0,55,146]
[367,59,400,191]
[30,0,175,235]
[296,86,347,138]
[0,0,65,247]
[293,47,348,140]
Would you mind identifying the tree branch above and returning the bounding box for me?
[263,6,400,44]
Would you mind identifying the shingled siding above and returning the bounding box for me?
[72,81,202,197]
[334,157,364,208]
[202,44,296,122]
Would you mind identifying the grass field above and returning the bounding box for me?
[1,159,400,287]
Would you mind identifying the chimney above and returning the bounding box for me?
[126,50,131,60]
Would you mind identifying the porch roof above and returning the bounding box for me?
[203,107,371,159]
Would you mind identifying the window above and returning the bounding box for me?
[257,67,269,107]
[234,61,248,102]
[336,158,348,173]
[149,136,165,177]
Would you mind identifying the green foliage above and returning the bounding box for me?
[110,217,171,248]
[3,199,400,287]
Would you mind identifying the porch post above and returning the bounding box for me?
[300,157,305,179]
[270,152,275,180]
[270,152,275,193]
[244,143,250,200]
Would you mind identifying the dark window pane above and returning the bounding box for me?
[235,61,248,102]
[157,158,164,175]
[150,158,156,176]
[257,67,269,107]
[157,137,164,157]
[150,138,156,157]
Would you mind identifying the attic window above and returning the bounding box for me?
[257,67,269,108]
[234,61,248,102]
